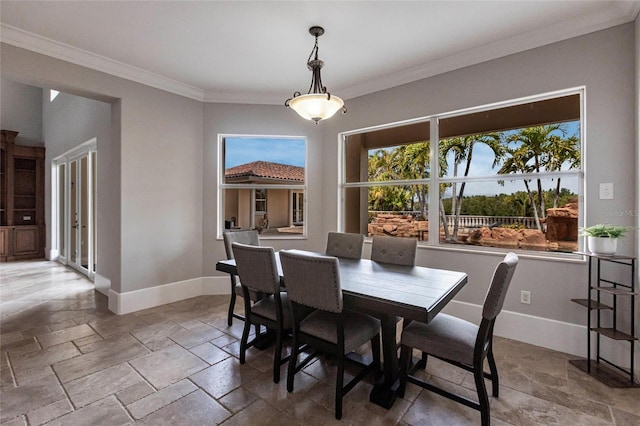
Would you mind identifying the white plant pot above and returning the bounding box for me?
[587,236,618,255]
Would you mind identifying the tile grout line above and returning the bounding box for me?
[4,351,18,389]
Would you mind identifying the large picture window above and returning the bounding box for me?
[219,136,306,237]
[341,89,583,254]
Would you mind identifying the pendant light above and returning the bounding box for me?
[285,26,346,124]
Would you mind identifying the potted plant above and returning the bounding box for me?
[580,224,630,255]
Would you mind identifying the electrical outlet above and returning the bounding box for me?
[599,183,613,200]
[520,290,531,304]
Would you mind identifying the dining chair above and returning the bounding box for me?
[232,242,293,383]
[222,230,260,326]
[398,252,519,426]
[325,231,365,259]
[370,235,417,266]
[279,250,381,420]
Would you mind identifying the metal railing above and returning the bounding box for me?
[369,211,538,230]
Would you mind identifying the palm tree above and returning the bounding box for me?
[505,124,568,219]
[498,144,543,230]
[542,133,580,208]
[368,148,413,212]
[395,142,430,218]
[439,134,504,239]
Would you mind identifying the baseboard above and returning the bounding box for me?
[202,276,232,295]
[47,248,59,261]
[94,273,110,296]
[107,276,230,315]
[108,277,205,315]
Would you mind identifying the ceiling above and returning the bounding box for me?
[1,1,638,104]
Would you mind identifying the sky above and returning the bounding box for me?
[224,137,306,169]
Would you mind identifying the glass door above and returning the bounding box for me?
[54,141,96,279]
[69,156,90,275]
[291,191,304,225]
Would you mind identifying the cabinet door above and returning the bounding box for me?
[13,226,39,256]
[0,228,8,259]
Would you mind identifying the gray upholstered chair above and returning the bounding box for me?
[232,243,293,383]
[325,232,365,259]
[279,250,381,420]
[398,252,519,426]
[222,230,260,326]
[371,235,417,266]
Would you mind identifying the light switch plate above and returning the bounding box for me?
[599,183,613,200]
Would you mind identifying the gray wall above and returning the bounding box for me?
[202,103,322,276]
[1,43,204,294]
[1,21,637,336]
[321,23,637,326]
[1,78,43,146]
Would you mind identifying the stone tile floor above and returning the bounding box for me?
[1,260,640,425]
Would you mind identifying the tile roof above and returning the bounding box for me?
[224,161,304,182]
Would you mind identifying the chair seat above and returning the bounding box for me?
[300,310,380,353]
[251,292,293,328]
[235,283,264,302]
[401,313,478,365]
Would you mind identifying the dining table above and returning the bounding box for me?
[216,250,468,409]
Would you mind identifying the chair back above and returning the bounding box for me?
[280,250,343,313]
[371,235,417,266]
[326,232,365,259]
[482,252,518,320]
[223,230,260,260]
[232,243,280,294]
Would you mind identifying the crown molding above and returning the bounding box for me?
[338,1,640,101]
[0,24,205,101]
[2,0,638,105]
[202,90,285,105]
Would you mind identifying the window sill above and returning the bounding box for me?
[364,238,586,263]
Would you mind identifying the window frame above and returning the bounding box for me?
[217,134,308,240]
[339,87,585,258]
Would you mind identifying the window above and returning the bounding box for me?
[341,89,583,254]
[219,136,306,237]
[342,120,431,240]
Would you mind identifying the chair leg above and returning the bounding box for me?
[474,362,491,426]
[370,334,381,375]
[487,345,499,397]
[227,277,237,326]
[287,337,299,393]
[335,356,344,420]
[273,327,282,383]
[239,316,252,364]
[398,344,410,398]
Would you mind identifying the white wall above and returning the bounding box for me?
[0,78,43,146]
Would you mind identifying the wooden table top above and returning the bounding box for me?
[216,252,467,324]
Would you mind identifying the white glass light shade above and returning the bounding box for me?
[288,94,344,123]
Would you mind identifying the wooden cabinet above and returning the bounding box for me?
[570,252,638,387]
[0,130,46,261]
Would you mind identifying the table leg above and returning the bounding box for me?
[369,313,399,409]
